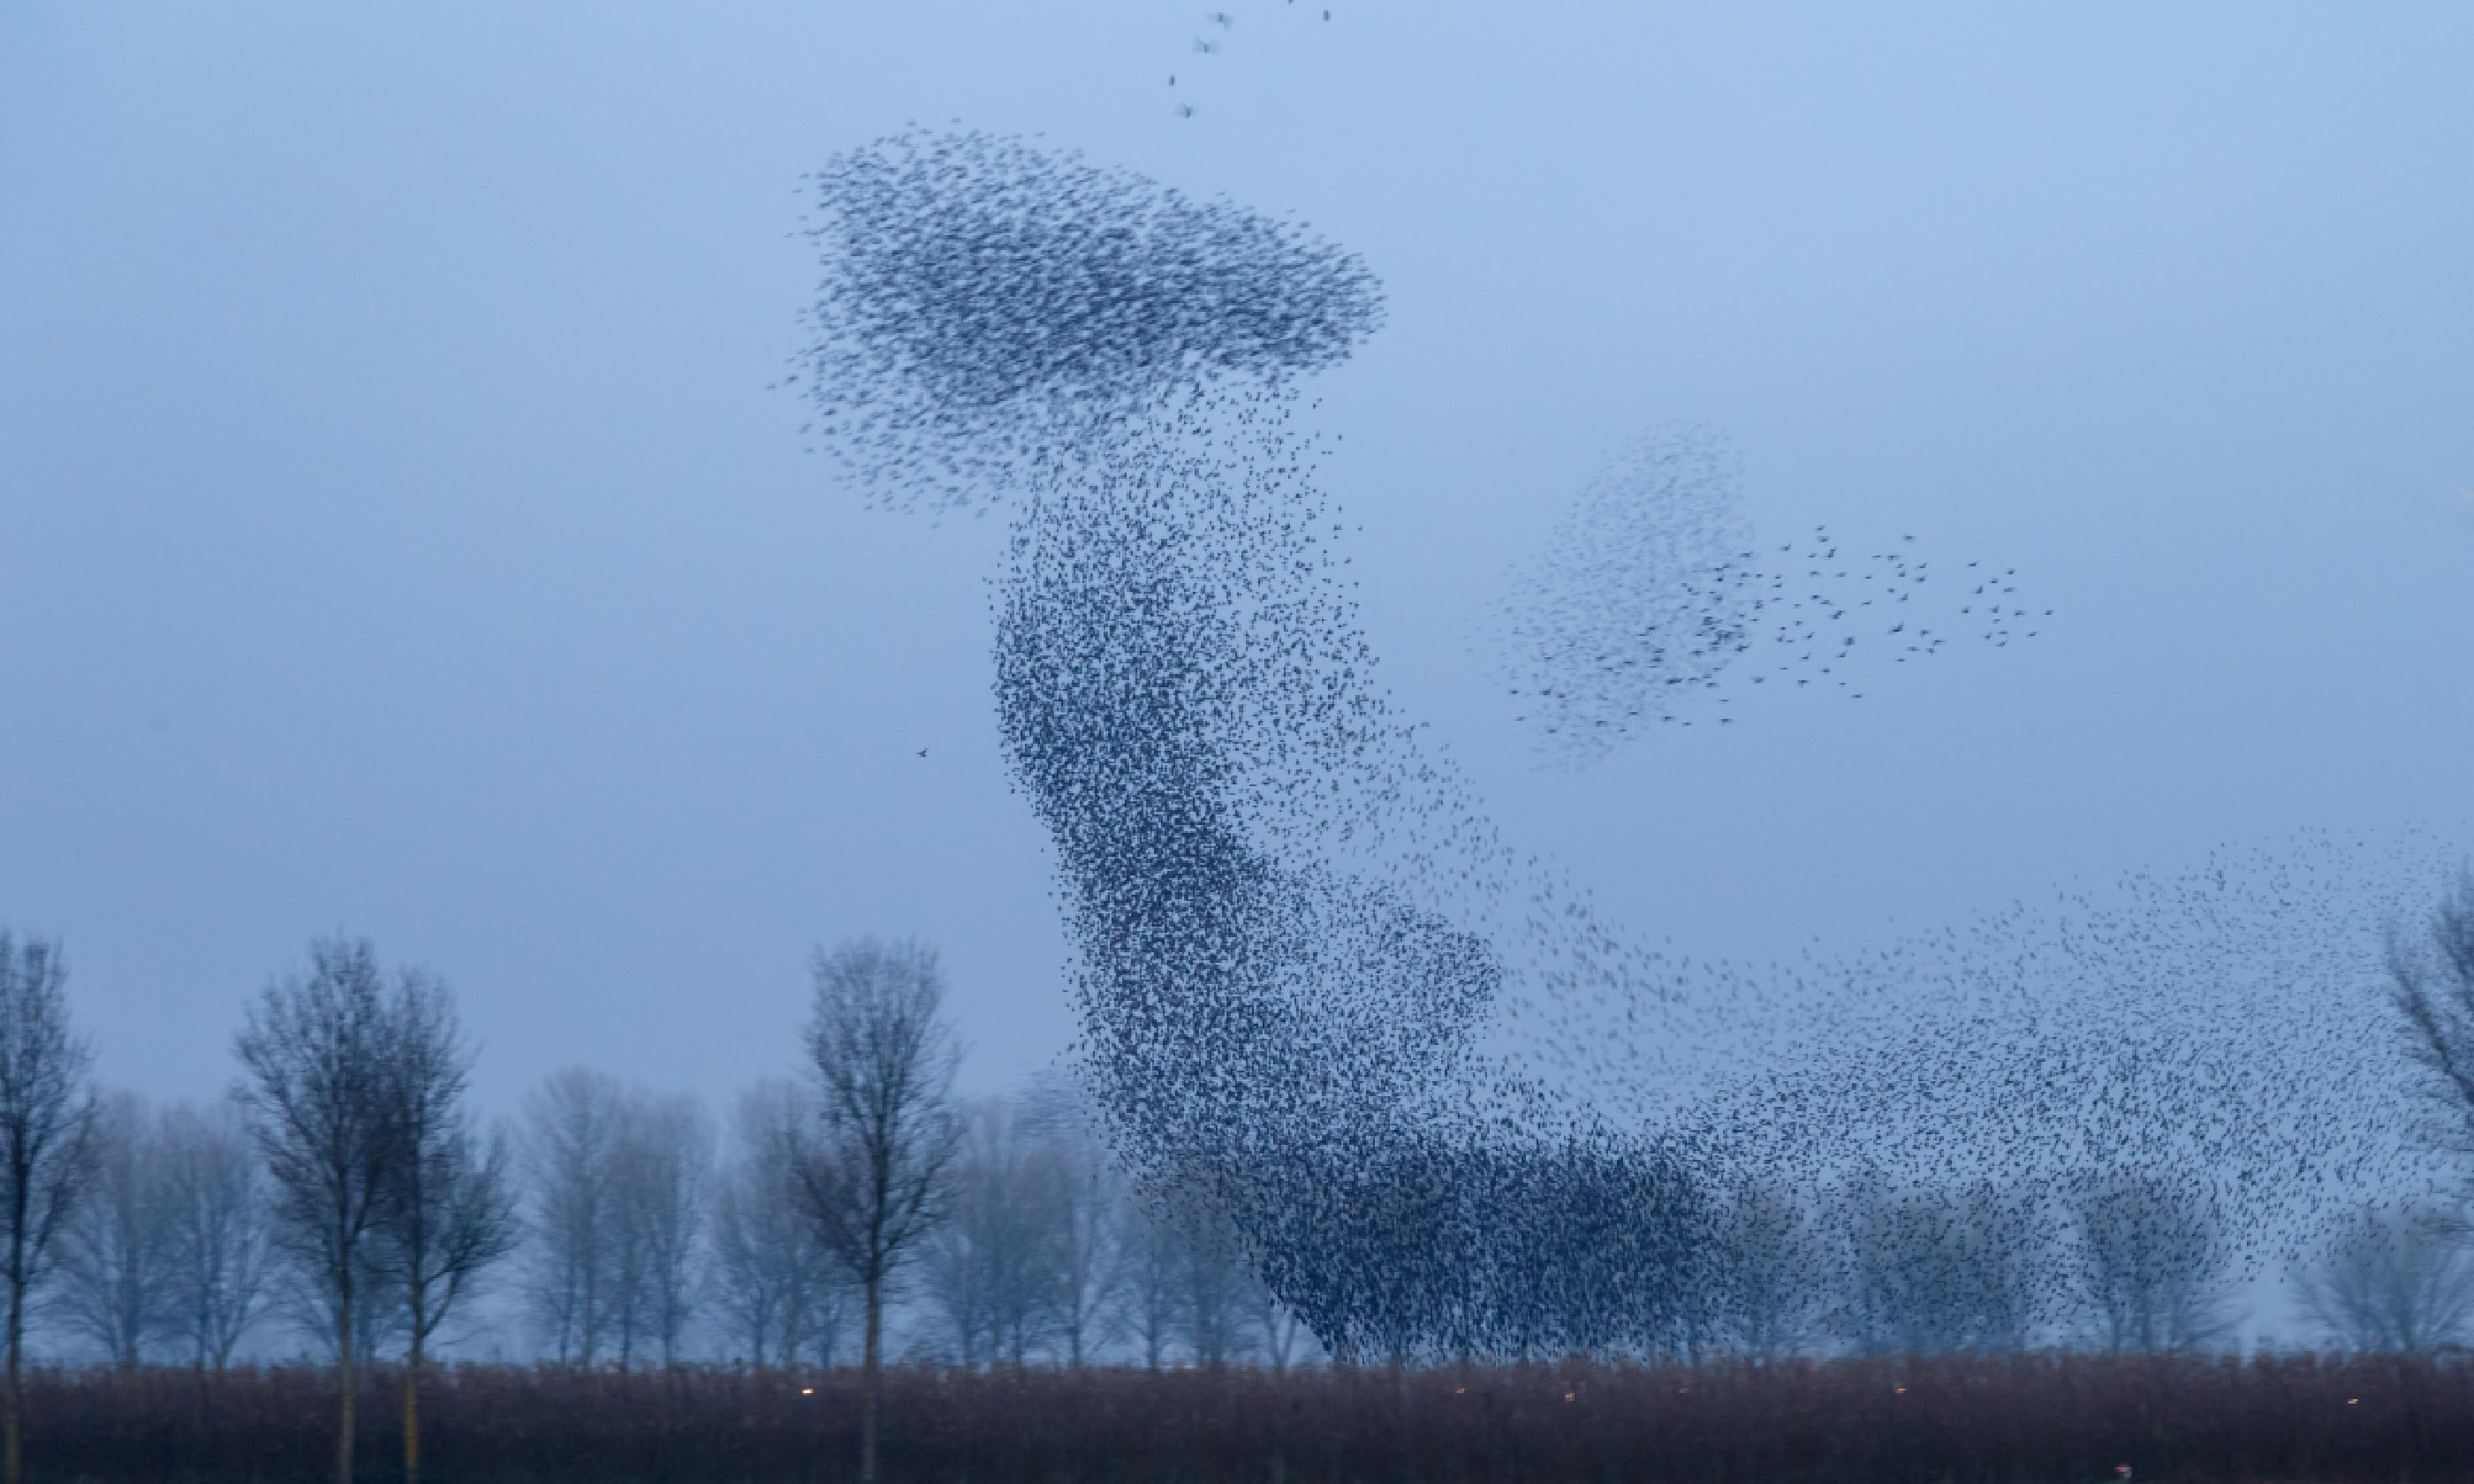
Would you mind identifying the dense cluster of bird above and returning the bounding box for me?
[792,130,2452,1359]
[1499,423,2048,761]
[787,129,1380,510]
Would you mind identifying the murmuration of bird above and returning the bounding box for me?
[790,128,2455,1360]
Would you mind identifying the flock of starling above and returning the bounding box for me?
[1501,423,2050,761]
[791,130,2454,1359]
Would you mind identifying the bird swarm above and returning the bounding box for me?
[789,129,2455,1362]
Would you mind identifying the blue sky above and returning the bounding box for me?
[3,1,2469,1118]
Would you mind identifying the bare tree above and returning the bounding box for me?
[706,1173,778,1363]
[0,932,94,1484]
[234,936,404,1484]
[1179,1194,1262,1367]
[791,936,962,1484]
[2291,1203,2474,1353]
[1031,1109,1122,1367]
[916,1161,994,1365]
[708,1082,839,1367]
[1115,1200,1189,1369]
[159,1098,276,1367]
[618,1093,709,1367]
[1837,1179,2045,1356]
[520,1073,710,1368]
[54,1092,172,1367]
[372,974,519,1484]
[520,1068,626,1363]
[2387,868,2474,1174]
[2070,1171,2242,1353]
[922,1099,1067,1367]
[1260,1295,1316,1371]
[1710,1180,1825,1360]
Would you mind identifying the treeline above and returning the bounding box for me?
[59,1087,2474,1371]
[501,1066,1312,1372]
[30,950,2474,1384]
[10,909,2474,1483]
[24,932,1310,1384]
[58,1057,1312,1372]
[0,928,1324,1484]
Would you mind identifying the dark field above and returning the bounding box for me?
[19,1352,2474,1484]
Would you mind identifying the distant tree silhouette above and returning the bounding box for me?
[1018,1079,1124,1367]
[2070,1171,2241,1353]
[158,1098,275,1368]
[613,1092,710,1367]
[2291,1204,2474,1353]
[922,1099,1070,1367]
[710,1081,842,1367]
[55,1093,171,1367]
[520,1069,626,1363]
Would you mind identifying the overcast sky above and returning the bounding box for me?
[4,2,2469,1124]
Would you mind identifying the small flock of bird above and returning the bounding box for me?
[1500,423,2049,761]
[1165,5,1336,122]
[791,129,2455,1359]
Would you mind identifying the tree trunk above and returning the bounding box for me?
[336,1285,355,1484]
[861,1271,884,1484]
[1392,1357,1415,1484]
[404,1329,423,1484]
[191,1356,213,1478]
[5,1275,22,1484]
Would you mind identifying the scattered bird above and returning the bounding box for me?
[1499,426,2045,763]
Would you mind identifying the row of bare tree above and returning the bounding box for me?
[0,867,2469,1483]
[912,1094,1317,1370]
[1694,1170,2474,1359]
[0,933,513,1484]
[0,931,972,1484]
[43,1071,2474,1374]
[504,1074,1316,1374]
